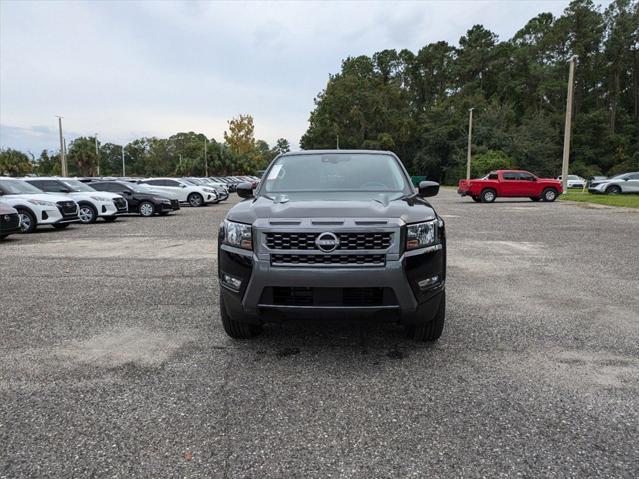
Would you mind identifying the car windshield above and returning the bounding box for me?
[610,173,628,179]
[261,153,409,193]
[567,175,579,180]
[0,179,44,194]
[61,179,96,192]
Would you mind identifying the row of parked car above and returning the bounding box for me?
[0,175,255,240]
[557,173,639,194]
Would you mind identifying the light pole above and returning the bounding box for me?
[561,55,577,194]
[121,145,126,177]
[95,133,100,176]
[204,138,208,176]
[56,116,66,176]
[466,107,474,180]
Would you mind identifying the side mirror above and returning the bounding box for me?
[418,180,439,198]
[624,178,629,181]
[181,184,187,188]
[236,182,254,199]
[123,190,132,195]
[531,177,537,181]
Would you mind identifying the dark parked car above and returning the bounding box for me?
[0,203,21,239]
[218,150,445,341]
[90,181,178,216]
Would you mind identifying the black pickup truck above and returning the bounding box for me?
[217,150,446,341]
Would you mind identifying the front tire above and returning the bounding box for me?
[17,209,36,233]
[606,185,622,195]
[78,203,97,224]
[406,293,445,342]
[188,193,204,207]
[542,188,558,202]
[220,292,261,339]
[480,189,497,203]
[471,196,481,202]
[139,201,155,217]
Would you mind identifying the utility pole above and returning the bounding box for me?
[466,107,474,180]
[56,116,66,176]
[561,55,577,194]
[336,135,340,149]
[121,145,125,177]
[204,138,208,176]
[95,133,100,176]
[63,138,68,176]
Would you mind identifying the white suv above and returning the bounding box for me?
[0,178,80,233]
[24,177,126,224]
[140,178,219,207]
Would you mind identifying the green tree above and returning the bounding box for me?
[0,148,33,176]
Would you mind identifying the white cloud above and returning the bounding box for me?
[0,0,607,153]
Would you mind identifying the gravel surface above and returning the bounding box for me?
[1,190,638,478]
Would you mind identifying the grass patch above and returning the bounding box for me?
[559,191,639,208]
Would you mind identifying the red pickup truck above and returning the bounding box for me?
[457,170,563,203]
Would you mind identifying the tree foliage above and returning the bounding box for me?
[301,0,639,183]
[0,148,33,176]
[28,115,289,177]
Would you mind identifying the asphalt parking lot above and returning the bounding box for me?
[1,189,638,478]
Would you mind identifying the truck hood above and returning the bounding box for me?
[227,191,437,224]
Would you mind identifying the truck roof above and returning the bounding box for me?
[280,150,393,156]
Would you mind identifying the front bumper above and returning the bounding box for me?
[219,244,445,325]
[457,188,469,196]
[1,213,22,235]
[98,202,119,217]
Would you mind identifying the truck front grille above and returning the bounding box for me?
[262,287,396,307]
[266,232,392,251]
[271,254,385,267]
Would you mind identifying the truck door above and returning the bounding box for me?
[500,171,520,197]
[518,172,539,196]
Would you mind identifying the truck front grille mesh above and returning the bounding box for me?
[265,232,392,251]
[271,254,385,266]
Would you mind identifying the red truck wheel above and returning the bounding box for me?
[542,188,558,202]
[480,189,497,203]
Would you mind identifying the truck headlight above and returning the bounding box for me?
[406,220,437,250]
[223,219,252,250]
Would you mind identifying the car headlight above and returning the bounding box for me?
[27,199,55,206]
[223,219,252,250]
[406,220,437,250]
[203,188,216,193]
[90,196,113,202]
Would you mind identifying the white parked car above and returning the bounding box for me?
[557,175,586,189]
[588,172,639,195]
[139,178,219,207]
[0,178,80,233]
[24,177,126,224]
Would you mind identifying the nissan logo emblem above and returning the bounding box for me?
[315,232,339,252]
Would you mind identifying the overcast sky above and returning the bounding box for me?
[0,0,598,154]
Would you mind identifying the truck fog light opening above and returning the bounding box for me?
[221,273,242,291]
[418,275,440,291]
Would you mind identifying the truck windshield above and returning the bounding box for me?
[262,153,409,193]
